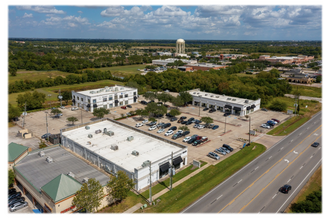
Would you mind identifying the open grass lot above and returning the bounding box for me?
[85,64,147,75]
[8,79,124,107]
[291,85,322,98]
[137,143,266,213]
[286,166,322,213]
[9,70,74,83]
[267,116,310,136]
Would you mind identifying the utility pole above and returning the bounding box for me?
[45,112,49,141]
[48,94,52,109]
[81,108,83,124]
[224,115,227,134]
[170,151,174,191]
[245,115,251,145]
[22,102,26,128]
[58,89,62,107]
[149,161,152,205]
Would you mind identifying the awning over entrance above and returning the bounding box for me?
[93,104,98,108]
[224,105,232,109]
[233,107,241,111]
[86,104,90,108]
[251,104,256,108]
[172,156,183,166]
[159,162,170,173]
[246,106,251,110]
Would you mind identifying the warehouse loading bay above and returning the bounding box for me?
[12,98,290,165]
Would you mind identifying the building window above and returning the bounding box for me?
[88,99,90,103]
[103,96,107,102]
[119,94,123,99]
[77,96,79,100]
[133,92,137,96]
[93,99,96,104]
[120,101,123,105]
[109,103,113,108]
[81,98,83,101]
[109,95,113,100]
[103,105,107,109]
[114,95,118,100]
[125,94,128,98]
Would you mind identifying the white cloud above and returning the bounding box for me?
[16,6,65,14]
[101,6,125,17]
[78,11,83,14]
[23,13,33,18]
[40,15,89,28]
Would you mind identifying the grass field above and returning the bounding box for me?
[290,85,322,98]
[8,79,124,107]
[9,70,74,83]
[267,116,310,136]
[286,166,322,213]
[137,143,266,213]
[85,64,147,75]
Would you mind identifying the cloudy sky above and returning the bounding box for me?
[8,3,322,40]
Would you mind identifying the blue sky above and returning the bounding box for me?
[8,4,322,40]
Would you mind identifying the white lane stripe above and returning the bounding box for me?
[272,194,277,199]
[217,195,223,200]
[276,159,322,213]
[287,179,291,183]
[238,179,242,183]
[255,166,259,170]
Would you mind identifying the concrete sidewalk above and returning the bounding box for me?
[123,163,211,213]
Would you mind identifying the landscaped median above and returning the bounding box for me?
[267,116,310,136]
[137,143,266,213]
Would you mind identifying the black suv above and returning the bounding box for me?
[141,100,148,105]
[162,123,171,128]
[279,185,292,194]
[9,188,16,195]
[188,117,195,122]
[170,117,177,122]
[223,144,234,152]
[8,192,22,201]
[186,121,193,125]
[182,131,190,136]
[203,107,208,111]
[209,109,216,113]
[180,116,187,120]
[169,126,177,131]
[311,142,320,147]
[192,139,202,146]
[224,112,231,116]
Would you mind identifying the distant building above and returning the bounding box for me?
[184,63,227,71]
[259,55,314,64]
[72,85,138,112]
[157,51,172,56]
[176,39,185,54]
[152,58,197,66]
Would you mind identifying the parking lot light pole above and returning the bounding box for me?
[198,95,202,117]
[245,115,251,145]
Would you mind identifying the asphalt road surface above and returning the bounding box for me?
[183,112,322,213]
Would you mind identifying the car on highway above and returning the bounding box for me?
[261,124,270,129]
[41,133,51,139]
[215,148,226,155]
[165,130,174,136]
[9,201,28,212]
[223,144,234,152]
[212,125,219,130]
[183,136,192,142]
[135,123,143,127]
[126,105,132,108]
[149,125,157,131]
[279,184,292,194]
[208,152,220,160]
[157,128,165,134]
[311,142,320,147]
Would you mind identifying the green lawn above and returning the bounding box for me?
[9,70,74,84]
[85,64,147,75]
[290,85,322,98]
[267,116,310,136]
[139,143,266,213]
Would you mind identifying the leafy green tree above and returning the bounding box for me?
[39,140,47,148]
[72,178,104,213]
[171,96,185,107]
[143,91,156,102]
[169,109,181,117]
[269,68,280,77]
[316,75,321,83]
[107,171,135,204]
[149,117,157,122]
[269,100,288,111]
[145,65,157,70]
[9,62,17,76]
[157,92,173,104]
[135,108,149,117]
[201,117,213,126]
[8,103,21,122]
[51,108,62,115]
[291,189,321,213]
[17,91,46,110]
[179,91,193,105]
[179,126,189,131]
[8,169,15,188]
[67,116,78,125]
[145,102,167,117]
[93,108,110,119]
[62,91,72,105]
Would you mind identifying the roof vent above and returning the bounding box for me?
[46,156,53,163]
[216,96,219,98]
[132,150,139,156]
[82,177,89,183]
[67,172,75,178]
[95,129,102,134]
[111,144,118,151]
[232,99,236,101]
[193,92,196,94]
[106,131,114,136]
[38,151,45,157]
[210,95,214,97]
[127,136,134,141]
[227,98,231,100]
[205,94,208,96]
[245,100,249,103]
[223,94,225,96]
[88,134,93,138]
[141,160,150,168]
[85,126,90,130]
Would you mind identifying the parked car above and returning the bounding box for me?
[156,122,164,128]
[212,125,219,130]
[141,101,148,105]
[198,125,205,129]
[165,130,174,136]
[142,119,148,124]
[176,130,183,135]
[311,142,320,147]
[172,134,180,140]
[267,120,276,126]
[203,107,209,111]
[149,125,157,131]
[215,148,226,155]
[279,184,292,194]
[60,106,65,109]
[9,188,16,195]
[194,120,202,124]
[157,128,165,134]
[71,107,78,111]
[41,133,51,139]
[8,192,22,201]
[186,121,193,125]
[166,113,172,117]
[223,144,234,152]
[193,124,199,128]
[201,137,208,142]
[261,108,268,111]
[192,140,202,146]
[196,136,203,140]
[261,124,270,129]
[126,105,132,108]
[155,114,163,118]
[183,136,192,142]
[148,100,155,103]
[271,118,280,123]
[180,116,187,120]
[181,120,187,124]
[8,197,25,207]
[135,123,143,127]
[221,147,230,154]
[208,152,220,160]
[223,112,231,116]
[121,106,127,109]
[169,126,177,131]
[182,131,190,136]
[170,117,177,122]
[188,117,195,122]
[163,123,171,128]
[209,109,216,113]
[178,119,184,123]
[148,121,157,126]
[187,137,197,144]
[9,201,28,212]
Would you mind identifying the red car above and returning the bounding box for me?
[196,136,203,140]
[121,106,127,109]
[271,118,280,123]
[201,137,208,142]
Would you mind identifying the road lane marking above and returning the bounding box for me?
[310,155,313,158]
[276,158,322,213]
[238,179,242,183]
[307,127,309,129]
[233,183,238,187]
[272,194,277,199]
[239,134,322,213]
[299,133,302,136]
[217,195,223,200]
[260,206,265,212]
[293,151,298,154]
[291,175,294,179]
[218,125,322,213]
[284,159,289,163]
[300,166,303,169]
[287,179,291,183]
[211,199,217,204]
[290,140,293,142]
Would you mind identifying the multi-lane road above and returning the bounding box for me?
[183,112,322,213]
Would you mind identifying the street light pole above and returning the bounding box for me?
[149,161,152,205]
[224,115,226,134]
[198,95,202,117]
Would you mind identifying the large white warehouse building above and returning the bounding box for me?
[61,119,188,191]
[72,85,138,112]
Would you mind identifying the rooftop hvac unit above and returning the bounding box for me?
[67,172,75,178]
[105,86,109,89]
[103,128,107,133]
[210,95,214,97]
[132,150,139,156]
[107,131,114,136]
[85,126,90,130]
[141,160,150,168]
[82,177,89,183]
[245,100,249,103]
[45,156,53,163]
[111,144,118,151]
[90,91,95,94]
[95,129,102,134]
[205,94,208,96]
[216,96,219,98]
[38,151,45,157]
[115,87,118,91]
[88,134,93,138]
[127,136,134,141]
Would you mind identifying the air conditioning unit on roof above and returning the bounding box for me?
[111,144,118,151]
[132,150,139,156]
[46,156,53,163]
[82,177,89,183]
[67,172,75,178]
[38,151,45,157]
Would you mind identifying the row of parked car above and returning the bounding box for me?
[140,100,170,108]
[261,118,280,129]
[207,144,234,160]
[183,134,209,146]
[8,188,28,212]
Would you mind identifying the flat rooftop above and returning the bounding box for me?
[188,89,259,105]
[186,63,226,68]
[75,85,135,97]
[62,121,183,172]
[15,146,110,191]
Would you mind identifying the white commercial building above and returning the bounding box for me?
[152,58,197,66]
[61,119,188,191]
[188,89,261,116]
[72,85,138,112]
